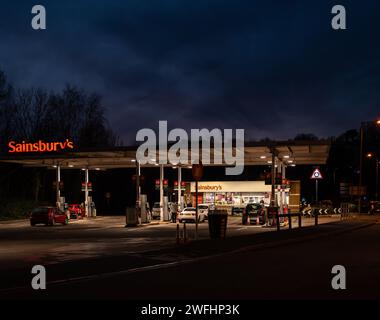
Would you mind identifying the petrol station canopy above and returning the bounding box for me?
[0,140,330,169]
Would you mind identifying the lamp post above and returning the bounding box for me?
[358,124,364,213]
[366,153,379,201]
[192,163,203,240]
[377,159,379,201]
[358,119,380,213]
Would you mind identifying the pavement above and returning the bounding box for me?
[0,214,376,299]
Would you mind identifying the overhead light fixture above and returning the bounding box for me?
[173,166,177,169]
[287,160,293,163]
[155,163,159,166]
[81,168,86,171]
[52,165,57,168]
[95,168,101,171]
[260,156,266,159]
[283,155,290,159]
[131,159,136,162]
[267,161,272,164]
[68,164,74,168]
[291,164,296,167]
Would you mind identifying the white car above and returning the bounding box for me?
[152,202,171,219]
[152,202,161,219]
[178,207,207,223]
[198,204,210,220]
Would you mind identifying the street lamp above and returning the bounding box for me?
[358,119,380,213]
[366,153,379,201]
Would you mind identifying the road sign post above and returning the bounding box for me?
[311,168,323,205]
[316,179,318,205]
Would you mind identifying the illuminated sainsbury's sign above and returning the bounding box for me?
[8,139,74,153]
[198,185,223,191]
[191,181,272,193]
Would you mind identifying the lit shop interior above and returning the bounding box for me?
[190,181,273,206]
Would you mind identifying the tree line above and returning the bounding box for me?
[0,70,119,153]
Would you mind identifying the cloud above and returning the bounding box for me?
[0,0,380,143]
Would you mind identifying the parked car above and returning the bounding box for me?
[178,207,206,223]
[30,206,69,226]
[152,202,161,219]
[246,203,266,225]
[231,206,244,216]
[68,204,84,219]
[198,204,209,220]
[152,202,171,219]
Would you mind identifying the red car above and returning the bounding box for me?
[369,201,380,215]
[68,204,85,219]
[30,206,69,226]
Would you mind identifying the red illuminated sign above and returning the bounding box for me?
[8,139,74,153]
[174,181,186,187]
[81,182,92,191]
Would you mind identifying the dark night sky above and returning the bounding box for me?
[1,0,380,143]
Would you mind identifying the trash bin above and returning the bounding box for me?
[125,207,139,227]
[208,210,228,239]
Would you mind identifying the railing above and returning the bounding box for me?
[340,202,351,220]
[275,212,304,232]
[274,205,350,231]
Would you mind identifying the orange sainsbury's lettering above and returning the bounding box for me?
[8,141,16,152]
[8,140,74,153]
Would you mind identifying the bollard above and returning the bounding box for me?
[298,213,302,228]
[288,214,292,229]
[183,222,187,243]
[176,223,180,245]
[276,213,280,232]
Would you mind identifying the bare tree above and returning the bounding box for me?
[9,88,50,140]
[0,71,13,150]
[0,75,118,149]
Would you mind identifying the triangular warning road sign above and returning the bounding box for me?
[311,168,323,179]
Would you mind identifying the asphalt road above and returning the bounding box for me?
[0,214,370,300]
[0,216,268,269]
[0,215,339,272]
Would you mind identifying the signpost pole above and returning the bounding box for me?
[315,179,318,205]
[311,168,322,207]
